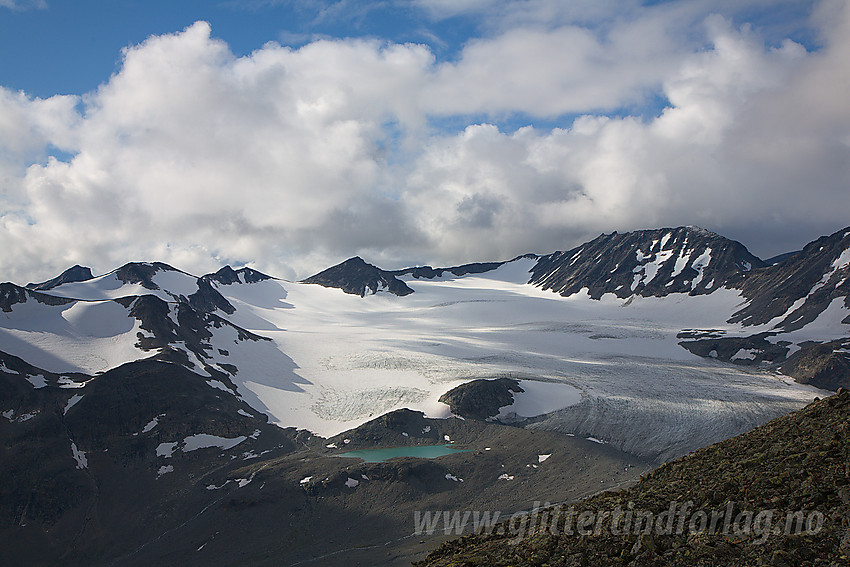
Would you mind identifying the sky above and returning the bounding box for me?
[1,0,848,283]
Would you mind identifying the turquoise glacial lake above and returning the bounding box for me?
[337,444,470,463]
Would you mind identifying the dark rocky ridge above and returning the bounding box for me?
[780,339,850,392]
[186,277,237,314]
[0,282,74,312]
[678,333,850,392]
[26,265,94,291]
[438,378,525,421]
[113,262,240,314]
[113,261,183,290]
[393,261,506,279]
[417,389,850,566]
[729,226,850,331]
[529,226,765,300]
[392,256,537,280]
[203,265,273,285]
[0,355,299,567]
[764,251,800,265]
[301,256,414,296]
[115,294,269,372]
[677,331,791,367]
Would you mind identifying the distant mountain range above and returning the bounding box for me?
[1,224,848,565]
[303,225,850,392]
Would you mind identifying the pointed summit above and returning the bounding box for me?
[112,262,186,290]
[26,265,94,291]
[204,265,273,285]
[301,256,414,297]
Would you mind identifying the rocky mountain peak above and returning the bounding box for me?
[729,225,850,331]
[204,265,273,285]
[113,262,184,290]
[26,265,94,291]
[529,226,765,299]
[301,256,414,297]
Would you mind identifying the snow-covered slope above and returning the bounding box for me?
[229,257,824,459]
[45,262,189,301]
[0,294,145,374]
[3,226,849,461]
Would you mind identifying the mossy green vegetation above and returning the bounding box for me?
[417,389,850,566]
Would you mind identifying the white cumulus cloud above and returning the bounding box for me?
[0,2,848,283]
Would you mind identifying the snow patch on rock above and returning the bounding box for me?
[182,433,247,452]
[157,442,178,458]
[71,442,87,469]
[26,374,47,388]
[63,394,84,415]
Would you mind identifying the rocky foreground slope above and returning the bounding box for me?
[417,389,850,566]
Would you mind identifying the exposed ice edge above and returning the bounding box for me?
[526,386,813,463]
